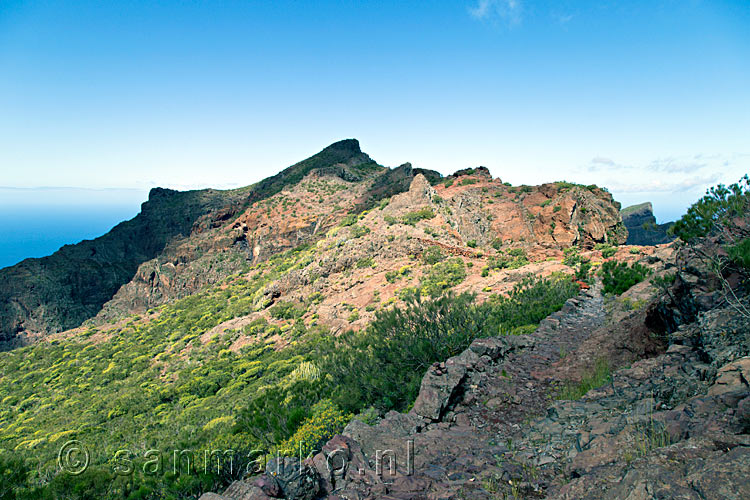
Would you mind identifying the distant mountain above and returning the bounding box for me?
[621,202,675,245]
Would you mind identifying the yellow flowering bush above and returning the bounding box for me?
[279,399,349,458]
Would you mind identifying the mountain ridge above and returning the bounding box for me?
[0,140,627,347]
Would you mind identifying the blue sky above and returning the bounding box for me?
[1,0,749,232]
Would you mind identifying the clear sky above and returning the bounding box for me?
[1,0,749,228]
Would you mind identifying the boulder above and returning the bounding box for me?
[265,457,320,500]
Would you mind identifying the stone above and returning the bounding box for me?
[265,457,320,500]
[709,357,750,395]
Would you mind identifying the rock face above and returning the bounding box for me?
[0,186,248,347]
[621,202,675,245]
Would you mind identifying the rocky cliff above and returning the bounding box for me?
[621,202,675,245]
[0,187,248,347]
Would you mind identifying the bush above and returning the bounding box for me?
[279,400,349,458]
[339,214,358,227]
[563,247,583,266]
[728,238,750,270]
[671,174,749,243]
[402,208,435,225]
[422,245,446,265]
[576,260,592,282]
[320,275,579,413]
[356,257,375,269]
[595,243,617,258]
[420,258,466,296]
[269,301,306,320]
[599,260,651,295]
[467,240,477,248]
[350,224,370,238]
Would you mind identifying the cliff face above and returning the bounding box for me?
[0,140,628,347]
[621,202,675,245]
[0,187,248,347]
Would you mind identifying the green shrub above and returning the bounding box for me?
[422,245,445,265]
[576,260,592,282]
[420,258,466,296]
[563,246,583,266]
[595,243,617,258]
[460,178,478,186]
[671,174,749,243]
[557,359,610,400]
[467,240,477,248]
[402,208,435,225]
[728,238,750,271]
[279,400,349,458]
[356,257,375,269]
[350,224,371,238]
[599,260,651,295]
[321,275,579,413]
[269,301,306,320]
[339,214,358,227]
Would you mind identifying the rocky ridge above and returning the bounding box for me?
[1,140,629,348]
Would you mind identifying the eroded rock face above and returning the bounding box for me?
[621,202,675,245]
[0,187,248,347]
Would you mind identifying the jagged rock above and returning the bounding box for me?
[264,458,320,500]
[709,357,750,395]
[384,173,436,212]
[218,480,276,500]
[311,435,386,497]
[410,358,468,421]
[252,475,282,497]
[198,493,229,500]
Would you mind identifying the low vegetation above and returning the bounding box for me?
[557,358,611,400]
[599,260,651,295]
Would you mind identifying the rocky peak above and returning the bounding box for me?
[449,166,492,180]
[621,202,675,245]
[386,173,436,211]
[320,138,361,155]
